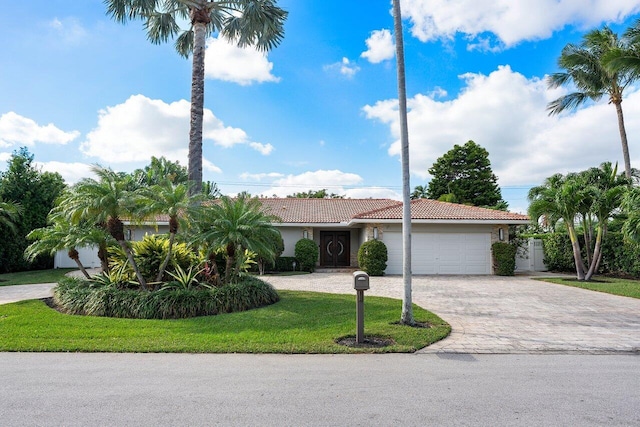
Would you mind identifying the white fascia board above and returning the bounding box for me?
[122,221,170,226]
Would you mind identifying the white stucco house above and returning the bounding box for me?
[55,198,529,275]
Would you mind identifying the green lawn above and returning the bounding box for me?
[537,276,640,299]
[0,269,75,287]
[0,290,450,353]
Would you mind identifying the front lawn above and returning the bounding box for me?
[0,290,450,353]
[0,269,75,287]
[537,277,640,299]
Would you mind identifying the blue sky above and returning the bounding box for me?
[2,1,640,214]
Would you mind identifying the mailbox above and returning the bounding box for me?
[353,271,370,290]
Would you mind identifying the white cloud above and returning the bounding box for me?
[0,112,79,147]
[364,65,640,186]
[48,17,87,46]
[204,35,280,85]
[240,172,285,181]
[35,161,94,185]
[401,0,640,48]
[80,94,269,165]
[0,152,11,162]
[249,142,274,155]
[260,170,364,197]
[324,57,360,78]
[361,29,395,63]
[202,158,222,174]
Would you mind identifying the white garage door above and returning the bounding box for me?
[384,232,491,275]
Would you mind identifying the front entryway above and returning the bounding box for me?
[319,231,350,267]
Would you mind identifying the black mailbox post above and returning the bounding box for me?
[353,271,370,343]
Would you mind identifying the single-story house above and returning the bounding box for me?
[55,198,529,275]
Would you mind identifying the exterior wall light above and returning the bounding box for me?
[499,228,504,241]
[303,230,308,239]
[373,227,379,240]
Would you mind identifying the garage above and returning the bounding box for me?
[384,231,492,275]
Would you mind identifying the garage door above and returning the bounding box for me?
[384,232,491,275]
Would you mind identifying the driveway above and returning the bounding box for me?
[262,273,640,354]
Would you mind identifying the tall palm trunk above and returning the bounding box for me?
[188,9,209,197]
[68,249,91,279]
[393,0,414,326]
[613,101,632,179]
[567,223,586,280]
[585,225,604,281]
[107,217,148,290]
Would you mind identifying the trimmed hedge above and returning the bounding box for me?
[53,276,280,319]
[294,238,319,272]
[491,242,516,276]
[357,239,388,276]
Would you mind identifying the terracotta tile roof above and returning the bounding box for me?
[257,198,529,223]
[258,198,398,223]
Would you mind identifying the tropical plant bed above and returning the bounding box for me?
[0,291,450,353]
[53,276,279,319]
[536,277,640,299]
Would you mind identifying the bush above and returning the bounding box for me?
[541,233,580,272]
[600,232,640,278]
[357,239,388,276]
[53,276,280,319]
[491,242,516,276]
[109,235,197,283]
[294,239,318,272]
[274,256,299,272]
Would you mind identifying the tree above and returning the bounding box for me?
[105,0,287,196]
[392,0,414,326]
[287,189,344,199]
[548,27,634,178]
[138,180,202,282]
[0,148,65,272]
[192,195,280,283]
[132,156,189,187]
[60,166,148,289]
[427,140,505,208]
[25,216,109,280]
[0,199,21,234]
[528,163,628,281]
[410,185,428,200]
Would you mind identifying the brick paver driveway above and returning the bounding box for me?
[262,274,640,354]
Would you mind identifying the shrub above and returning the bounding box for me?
[600,232,640,278]
[541,233,580,272]
[53,276,280,319]
[357,239,388,276]
[491,242,516,276]
[294,239,318,272]
[274,256,299,272]
[109,235,197,284]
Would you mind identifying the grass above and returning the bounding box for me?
[0,290,450,353]
[537,276,640,299]
[0,269,75,287]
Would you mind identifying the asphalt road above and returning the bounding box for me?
[1,353,638,426]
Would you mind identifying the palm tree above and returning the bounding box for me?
[105,0,287,196]
[392,0,414,326]
[622,186,640,243]
[138,179,202,282]
[410,185,427,200]
[528,164,628,281]
[25,217,109,279]
[60,166,148,289]
[529,174,590,280]
[547,27,634,178]
[193,195,280,283]
[0,199,21,234]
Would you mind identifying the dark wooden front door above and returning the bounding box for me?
[320,231,350,267]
